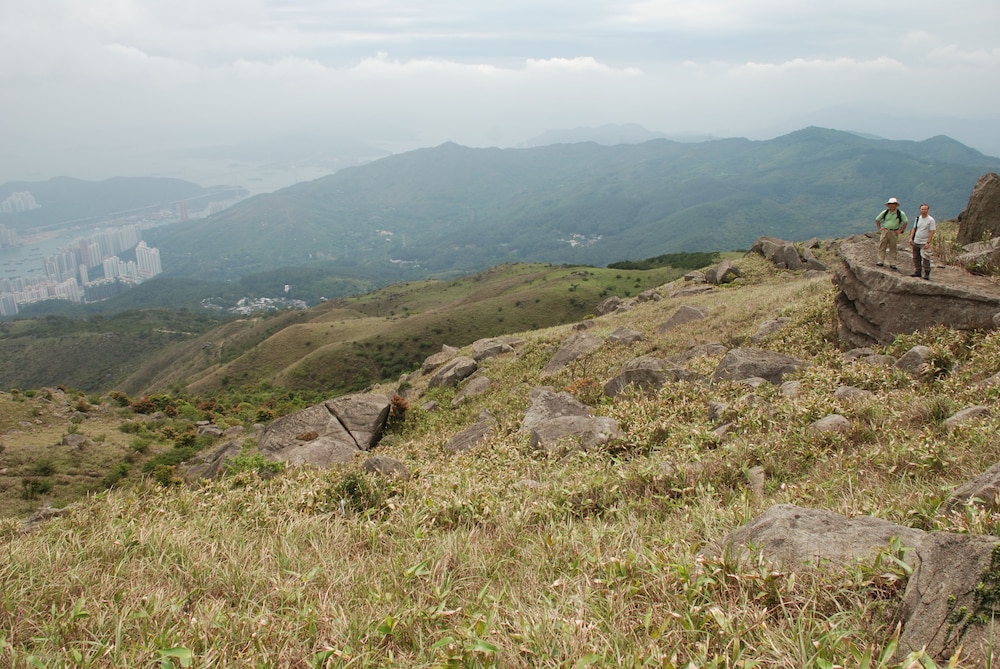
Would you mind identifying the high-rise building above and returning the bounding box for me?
[135,241,162,278]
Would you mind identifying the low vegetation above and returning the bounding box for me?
[2,251,1000,667]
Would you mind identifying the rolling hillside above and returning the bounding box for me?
[151,127,1000,280]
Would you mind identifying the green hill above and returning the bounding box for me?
[151,127,1000,280]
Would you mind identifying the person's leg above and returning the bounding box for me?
[877,230,889,265]
[921,247,932,279]
[911,244,923,276]
[887,230,898,268]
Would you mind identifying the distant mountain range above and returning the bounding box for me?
[149,127,1000,282]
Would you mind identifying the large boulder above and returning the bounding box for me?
[718,504,1000,666]
[832,235,1000,347]
[258,393,390,467]
[957,172,1000,245]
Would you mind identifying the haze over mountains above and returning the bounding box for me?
[148,127,1000,282]
[3,125,1000,317]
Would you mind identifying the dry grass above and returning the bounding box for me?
[4,258,1000,667]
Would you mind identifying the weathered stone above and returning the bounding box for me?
[947,460,1000,511]
[361,455,411,481]
[325,394,392,450]
[957,172,1000,244]
[670,341,727,364]
[750,317,790,343]
[683,270,706,283]
[707,401,729,422]
[521,388,619,453]
[528,415,621,453]
[471,337,515,362]
[749,236,807,270]
[705,259,742,284]
[895,345,933,378]
[61,433,88,448]
[259,393,390,467]
[452,376,492,406]
[809,414,851,434]
[655,305,709,334]
[428,356,478,388]
[445,413,496,454]
[420,345,460,374]
[942,405,992,431]
[606,327,644,345]
[832,235,1000,347]
[595,296,623,315]
[178,439,245,481]
[636,289,662,302]
[604,356,691,398]
[711,348,803,385]
[716,503,1000,666]
[540,333,602,377]
[833,385,873,401]
[779,380,802,398]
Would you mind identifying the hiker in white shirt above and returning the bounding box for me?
[908,203,936,280]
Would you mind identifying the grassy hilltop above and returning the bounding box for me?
[2,241,1000,667]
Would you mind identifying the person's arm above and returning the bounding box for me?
[898,213,908,234]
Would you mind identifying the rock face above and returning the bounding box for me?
[832,235,1000,347]
[958,172,1000,245]
[718,504,1000,666]
[259,393,390,467]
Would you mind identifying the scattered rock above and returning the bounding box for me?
[540,333,602,377]
[452,376,492,406]
[751,317,790,343]
[895,345,933,378]
[711,348,804,385]
[809,414,851,434]
[428,356,478,388]
[833,385,873,401]
[362,455,411,481]
[445,412,496,454]
[604,356,691,398]
[942,405,991,431]
[471,337,515,362]
[606,327,644,345]
[656,305,709,334]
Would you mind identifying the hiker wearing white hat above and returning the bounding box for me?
[875,197,909,269]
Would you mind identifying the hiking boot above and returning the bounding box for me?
[876,262,884,267]
[923,275,930,280]
[911,272,921,277]
[890,265,897,270]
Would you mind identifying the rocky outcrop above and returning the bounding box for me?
[258,393,390,467]
[717,504,1000,666]
[749,236,828,271]
[957,172,1000,245]
[445,412,496,454]
[832,235,1000,347]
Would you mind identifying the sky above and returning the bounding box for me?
[3,0,1000,187]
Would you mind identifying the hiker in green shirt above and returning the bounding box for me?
[875,197,908,270]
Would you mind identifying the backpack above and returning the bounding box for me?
[878,208,903,229]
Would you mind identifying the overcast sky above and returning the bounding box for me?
[3,0,1000,186]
